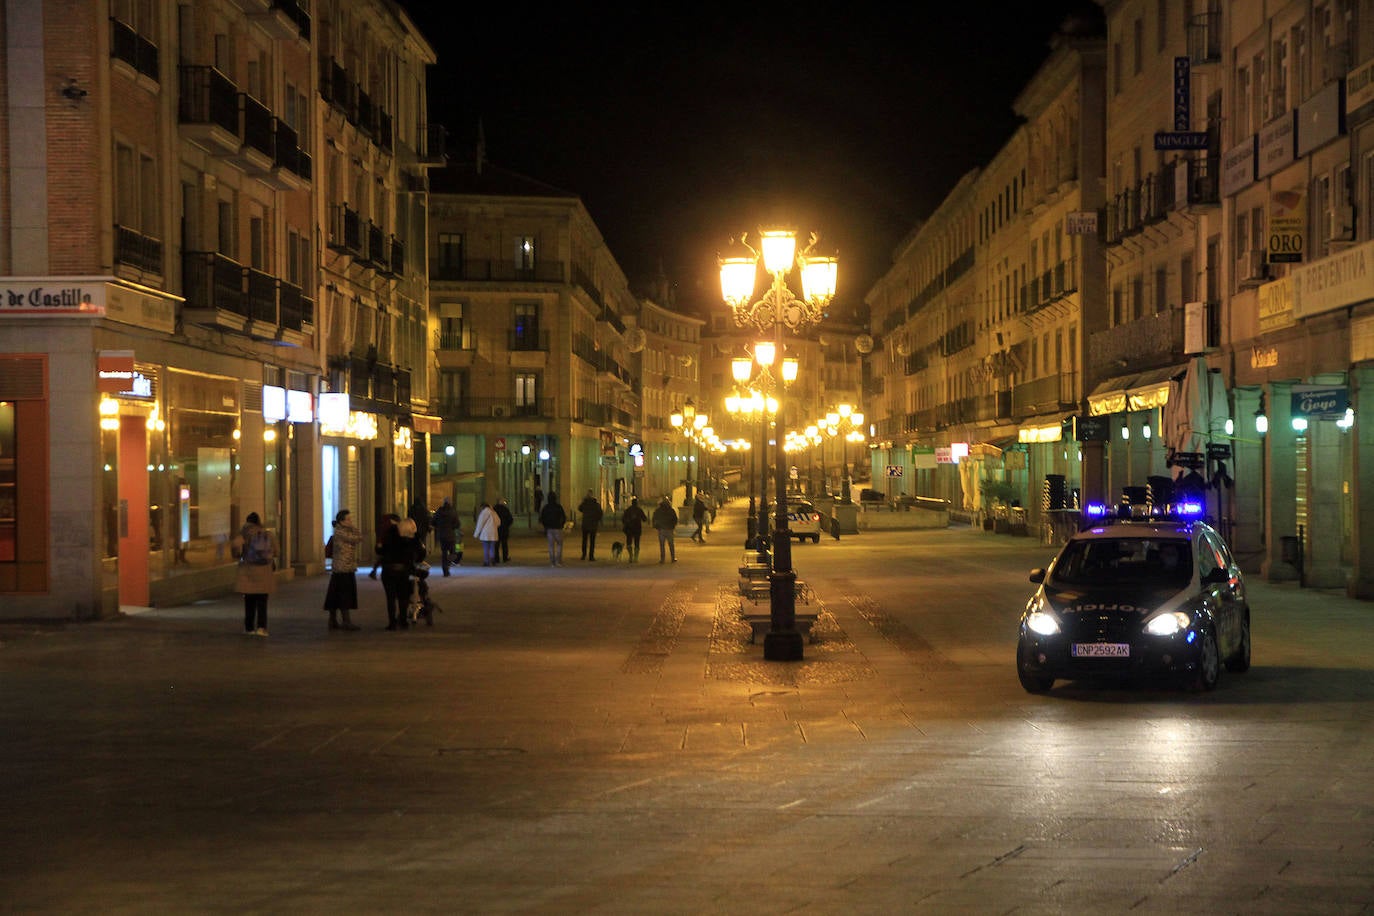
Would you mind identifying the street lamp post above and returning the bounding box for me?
[828,404,866,534]
[720,230,837,661]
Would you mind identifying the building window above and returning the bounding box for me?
[512,302,540,349]
[515,235,535,274]
[515,373,538,414]
[1154,266,1169,313]
[1180,253,1195,303]
[438,371,466,412]
[438,303,472,350]
[437,232,463,278]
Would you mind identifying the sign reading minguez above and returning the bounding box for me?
[1154,131,1209,150]
[1291,384,1348,419]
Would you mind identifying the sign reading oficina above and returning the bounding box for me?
[2,280,103,314]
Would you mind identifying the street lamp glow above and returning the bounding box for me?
[732,357,753,383]
[781,357,799,384]
[759,230,797,274]
[754,340,776,366]
[719,257,757,307]
[801,256,838,303]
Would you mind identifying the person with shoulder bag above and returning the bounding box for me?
[232,511,278,636]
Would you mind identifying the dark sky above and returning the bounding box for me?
[404,3,1103,317]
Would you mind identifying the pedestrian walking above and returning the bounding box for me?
[408,498,431,548]
[430,498,462,575]
[367,512,399,579]
[323,509,362,631]
[474,501,500,566]
[578,489,603,561]
[232,511,278,635]
[621,497,648,563]
[539,491,567,566]
[494,497,514,563]
[651,496,678,563]
[691,494,708,543]
[377,516,424,630]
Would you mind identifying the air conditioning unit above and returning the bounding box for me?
[491,405,507,418]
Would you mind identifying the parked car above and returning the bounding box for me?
[786,499,824,543]
[1015,509,1251,693]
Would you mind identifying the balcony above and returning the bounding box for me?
[236,94,274,172]
[179,66,239,155]
[246,267,277,327]
[378,111,393,154]
[508,329,550,351]
[356,86,375,138]
[419,123,447,164]
[182,251,248,331]
[1012,372,1078,419]
[109,18,159,80]
[327,205,364,258]
[252,0,308,39]
[438,398,553,420]
[1023,258,1079,314]
[113,225,163,279]
[431,258,567,283]
[1182,156,1219,209]
[365,222,386,270]
[266,120,308,190]
[1087,309,1183,372]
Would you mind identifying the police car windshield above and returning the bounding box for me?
[1050,537,1193,589]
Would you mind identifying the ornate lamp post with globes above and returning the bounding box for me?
[719,230,837,661]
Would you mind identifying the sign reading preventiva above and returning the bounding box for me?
[1291,384,1348,419]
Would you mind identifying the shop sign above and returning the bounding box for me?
[935,446,954,464]
[97,350,135,393]
[1065,211,1097,235]
[1268,188,1306,263]
[1250,346,1279,369]
[494,437,507,451]
[1296,81,1343,157]
[1292,238,1373,319]
[1257,275,1296,332]
[1257,112,1295,178]
[106,283,176,334]
[1345,58,1374,116]
[1075,415,1109,441]
[262,385,288,421]
[1220,136,1257,197]
[318,392,349,431]
[1,278,103,315]
[286,390,312,423]
[912,445,936,470]
[1291,384,1348,419]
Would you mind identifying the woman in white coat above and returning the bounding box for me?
[473,501,500,567]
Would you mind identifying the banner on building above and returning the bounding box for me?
[1268,188,1306,263]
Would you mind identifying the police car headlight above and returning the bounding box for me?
[1026,610,1061,636]
[1144,611,1192,636]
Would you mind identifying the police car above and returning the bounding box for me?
[786,499,824,543]
[1015,502,1251,693]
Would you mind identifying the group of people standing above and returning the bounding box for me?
[234,489,708,633]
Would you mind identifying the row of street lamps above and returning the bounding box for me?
[784,404,865,503]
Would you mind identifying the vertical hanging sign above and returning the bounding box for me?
[1174,57,1191,129]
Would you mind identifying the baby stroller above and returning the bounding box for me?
[406,563,442,626]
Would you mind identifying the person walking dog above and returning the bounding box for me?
[621,497,648,563]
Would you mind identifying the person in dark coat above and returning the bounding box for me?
[494,497,514,563]
[377,517,425,630]
[691,494,708,543]
[323,509,362,631]
[232,512,278,636]
[430,498,461,575]
[651,496,679,564]
[538,492,567,567]
[621,497,648,563]
[534,483,544,514]
[367,513,400,579]
[578,489,604,561]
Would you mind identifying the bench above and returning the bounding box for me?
[738,577,816,643]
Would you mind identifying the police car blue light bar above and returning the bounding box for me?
[1084,502,1110,518]
[1174,501,1204,516]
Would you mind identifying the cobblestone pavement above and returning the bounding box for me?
[4,505,1374,913]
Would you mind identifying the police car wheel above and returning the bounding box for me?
[811,535,820,543]
[1225,614,1251,673]
[1190,627,1220,692]
[1018,667,1054,694]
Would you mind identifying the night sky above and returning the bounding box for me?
[403,2,1103,318]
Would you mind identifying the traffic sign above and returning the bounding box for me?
[885,465,903,477]
[1154,131,1208,150]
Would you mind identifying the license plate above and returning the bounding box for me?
[1072,643,1130,658]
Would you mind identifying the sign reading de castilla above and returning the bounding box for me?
[1,282,102,314]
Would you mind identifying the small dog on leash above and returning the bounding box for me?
[610,541,624,560]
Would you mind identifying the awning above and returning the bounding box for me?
[411,413,443,434]
[1087,363,1188,415]
[1018,412,1075,444]
[968,435,1017,459]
